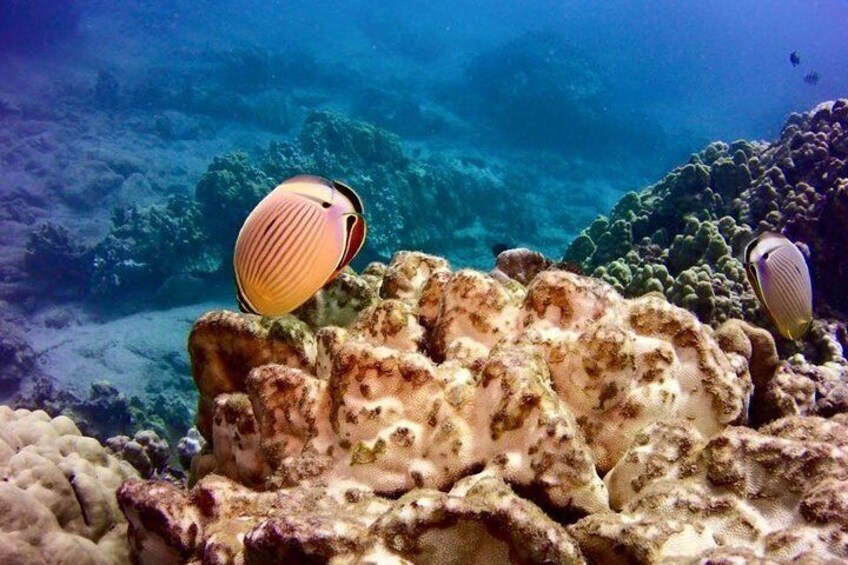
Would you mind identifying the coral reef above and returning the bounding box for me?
[117,250,764,562]
[24,221,92,298]
[94,71,121,111]
[564,100,848,373]
[464,32,603,152]
[463,32,668,158]
[490,247,553,286]
[0,317,38,398]
[176,427,206,471]
[106,430,171,479]
[119,472,586,564]
[43,110,537,305]
[572,415,848,564]
[0,406,136,564]
[292,267,381,328]
[760,101,848,313]
[90,196,211,299]
[16,379,193,457]
[260,110,535,264]
[125,45,323,131]
[193,152,273,253]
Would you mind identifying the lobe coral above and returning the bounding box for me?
[117,251,759,563]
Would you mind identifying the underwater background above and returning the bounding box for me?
[1,1,848,563]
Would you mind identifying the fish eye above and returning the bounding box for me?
[322,201,332,209]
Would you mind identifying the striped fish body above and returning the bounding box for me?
[233,175,366,316]
[744,232,813,340]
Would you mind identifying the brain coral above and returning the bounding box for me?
[0,406,137,564]
[118,250,756,563]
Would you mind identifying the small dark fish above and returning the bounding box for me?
[803,71,820,86]
[491,242,512,257]
[789,51,800,67]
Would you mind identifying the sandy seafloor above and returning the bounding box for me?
[26,303,219,400]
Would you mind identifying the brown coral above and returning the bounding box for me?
[118,473,587,564]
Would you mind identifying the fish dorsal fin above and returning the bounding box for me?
[281,175,334,205]
[283,175,334,188]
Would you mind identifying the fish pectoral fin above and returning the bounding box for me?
[745,263,767,307]
[330,213,367,279]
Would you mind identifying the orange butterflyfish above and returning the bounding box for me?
[743,231,813,340]
[233,175,367,316]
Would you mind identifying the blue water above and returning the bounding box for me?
[0,0,845,443]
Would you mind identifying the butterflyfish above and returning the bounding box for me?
[233,175,367,316]
[744,232,812,340]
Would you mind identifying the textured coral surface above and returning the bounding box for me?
[116,251,783,564]
[119,472,587,564]
[0,406,137,564]
[574,415,848,564]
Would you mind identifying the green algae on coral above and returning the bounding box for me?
[350,438,387,465]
